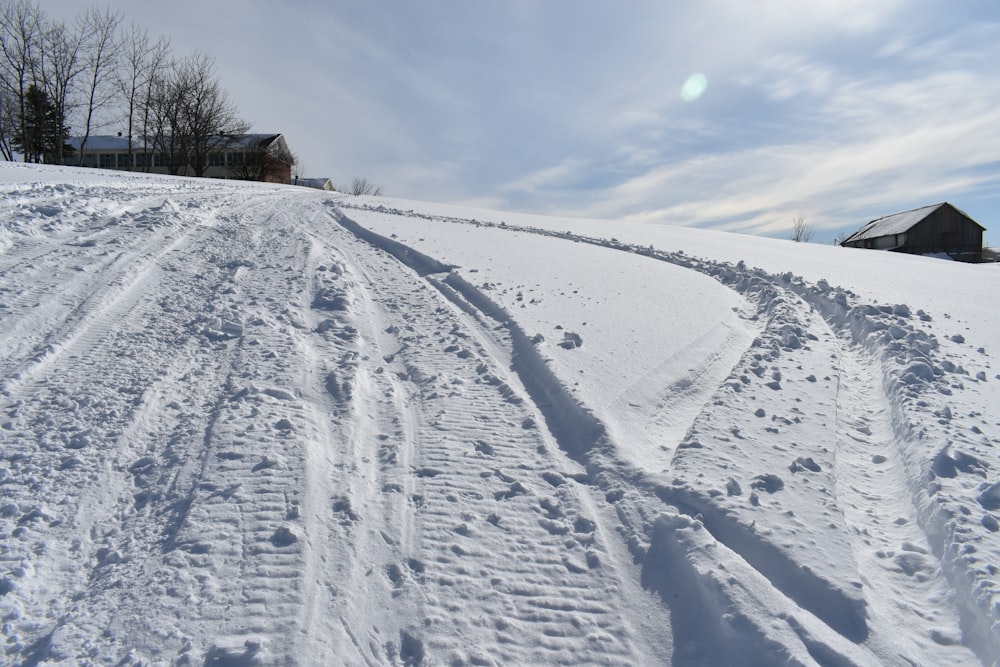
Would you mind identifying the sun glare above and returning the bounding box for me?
[681,73,708,102]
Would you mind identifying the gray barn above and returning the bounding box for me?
[840,202,985,262]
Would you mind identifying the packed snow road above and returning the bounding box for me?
[2,164,999,665]
[0,171,665,664]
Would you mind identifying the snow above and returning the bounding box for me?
[841,203,944,244]
[2,161,999,665]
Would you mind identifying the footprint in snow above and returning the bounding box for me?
[539,518,569,536]
[386,563,404,588]
[252,455,284,472]
[407,558,425,576]
[494,481,529,501]
[332,497,359,522]
[542,471,566,487]
[750,474,784,493]
[270,525,298,547]
[789,457,821,473]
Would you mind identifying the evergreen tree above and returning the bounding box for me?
[13,84,71,163]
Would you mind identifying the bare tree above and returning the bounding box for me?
[145,53,247,177]
[3,3,255,177]
[351,177,381,196]
[175,52,246,177]
[115,23,169,169]
[0,0,43,161]
[290,150,304,181]
[790,212,814,243]
[147,68,188,174]
[38,15,86,163]
[76,6,121,163]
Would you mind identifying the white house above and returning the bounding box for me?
[65,133,295,184]
[293,177,335,191]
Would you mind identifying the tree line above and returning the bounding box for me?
[0,0,264,177]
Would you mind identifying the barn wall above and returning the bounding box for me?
[905,206,983,261]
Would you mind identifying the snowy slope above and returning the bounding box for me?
[1,162,999,666]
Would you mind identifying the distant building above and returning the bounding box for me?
[293,177,335,191]
[65,133,295,184]
[840,202,985,262]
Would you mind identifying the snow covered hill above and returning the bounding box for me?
[2,162,999,666]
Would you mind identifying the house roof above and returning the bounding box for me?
[67,135,131,150]
[235,134,282,149]
[294,177,334,190]
[67,133,285,151]
[842,202,982,244]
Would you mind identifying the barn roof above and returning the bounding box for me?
[842,202,982,244]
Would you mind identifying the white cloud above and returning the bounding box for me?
[26,1,1000,244]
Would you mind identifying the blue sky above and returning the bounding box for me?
[40,1,1000,244]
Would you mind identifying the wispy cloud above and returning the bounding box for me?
[34,0,1000,243]
[482,4,1000,241]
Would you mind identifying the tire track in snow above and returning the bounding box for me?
[329,209,664,665]
[0,213,239,661]
[332,210,840,664]
[149,199,339,665]
[334,204,985,663]
[333,209,869,664]
[831,343,975,663]
[2,177,987,663]
[292,226,428,664]
[606,316,757,470]
[0,189,315,664]
[525,215,980,662]
[657,277,976,663]
[443,249,878,662]
[89,195,366,664]
[0,184,238,387]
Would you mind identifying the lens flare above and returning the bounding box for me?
[681,73,708,102]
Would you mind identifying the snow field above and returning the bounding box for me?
[2,163,999,665]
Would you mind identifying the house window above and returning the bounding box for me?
[134,153,147,168]
[117,154,130,168]
[208,152,224,167]
[153,153,168,167]
[226,152,244,167]
[100,153,115,168]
